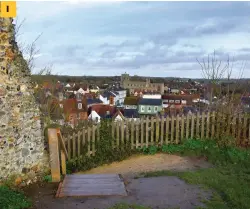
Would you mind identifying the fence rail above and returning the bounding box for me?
[62,112,250,160]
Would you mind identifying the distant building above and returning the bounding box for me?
[120,73,164,95]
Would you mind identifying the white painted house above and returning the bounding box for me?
[88,110,101,123]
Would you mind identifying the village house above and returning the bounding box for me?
[62,97,88,127]
[138,98,163,115]
[124,96,139,109]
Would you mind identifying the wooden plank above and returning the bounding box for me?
[145,117,149,147]
[111,121,115,148]
[72,133,76,158]
[87,127,91,157]
[155,116,160,145]
[211,111,215,138]
[176,115,180,144]
[171,115,174,143]
[186,114,190,139]
[165,117,169,144]
[201,112,205,139]
[237,114,242,143]
[160,116,164,145]
[67,135,71,160]
[131,120,134,149]
[77,131,81,156]
[232,115,236,138]
[116,121,120,148]
[196,112,200,138]
[181,115,184,141]
[68,174,121,179]
[206,112,210,139]
[82,128,86,152]
[135,122,139,148]
[141,119,144,147]
[61,150,66,175]
[125,120,129,146]
[48,129,61,182]
[59,189,127,197]
[243,114,247,141]
[191,114,194,139]
[92,126,96,156]
[150,117,154,144]
[121,120,124,147]
[57,174,127,197]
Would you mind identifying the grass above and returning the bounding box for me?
[0,186,32,209]
[137,139,250,209]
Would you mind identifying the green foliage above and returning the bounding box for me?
[0,186,32,209]
[43,175,52,183]
[67,119,135,173]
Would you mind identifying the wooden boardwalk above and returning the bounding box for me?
[56,174,128,197]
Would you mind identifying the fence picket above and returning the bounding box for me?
[191,114,195,139]
[82,128,86,153]
[111,121,115,148]
[160,117,164,145]
[206,112,210,138]
[196,112,200,138]
[146,117,149,147]
[151,117,154,145]
[67,135,71,160]
[131,120,134,149]
[176,115,180,144]
[201,112,205,139]
[87,127,91,156]
[211,111,215,138]
[77,131,81,157]
[136,122,139,148]
[171,116,174,143]
[121,120,124,148]
[116,121,120,148]
[186,114,190,139]
[72,133,76,158]
[156,117,160,146]
[141,119,144,147]
[165,117,169,144]
[92,126,96,156]
[181,115,184,141]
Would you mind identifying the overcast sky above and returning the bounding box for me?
[16,1,250,78]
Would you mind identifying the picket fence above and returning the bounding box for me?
[62,112,250,160]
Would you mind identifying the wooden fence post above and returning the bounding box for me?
[48,128,61,182]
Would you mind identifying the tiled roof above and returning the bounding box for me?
[124,96,139,105]
[101,91,117,99]
[138,98,162,106]
[87,98,103,105]
[124,109,139,118]
[88,104,116,118]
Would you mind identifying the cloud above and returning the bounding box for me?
[16,1,250,77]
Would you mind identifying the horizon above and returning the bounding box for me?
[17,1,250,78]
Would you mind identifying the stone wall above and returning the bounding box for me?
[0,18,49,184]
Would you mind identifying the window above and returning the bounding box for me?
[154,106,158,112]
[169,100,174,103]
[164,100,168,103]
[148,106,151,111]
[141,106,145,112]
[175,100,180,104]
[78,103,82,109]
[59,104,63,108]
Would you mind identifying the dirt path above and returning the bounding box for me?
[26,154,212,209]
[78,154,212,178]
